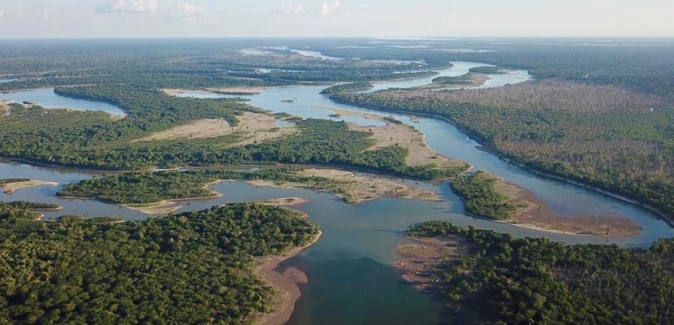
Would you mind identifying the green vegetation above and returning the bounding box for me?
[0,178,30,185]
[451,171,515,220]
[405,221,674,325]
[57,169,314,204]
[3,201,62,211]
[320,81,373,94]
[468,66,506,74]
[333,80,674,221]
[432,73,475,85]
[0,203,319,324]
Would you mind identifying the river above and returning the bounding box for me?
[1,61,673,325]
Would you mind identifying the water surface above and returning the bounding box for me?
[1,88,125,115]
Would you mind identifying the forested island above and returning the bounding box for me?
[0,203,320,324]
[57,168,443,212]
[320,81,373,94]
[398,221,674,324]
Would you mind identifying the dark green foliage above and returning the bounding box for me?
[3,201,61,210]
[451,171,515,220]
[406,221,674,325]
[0,203,319,325]
[320,82,373,94]
[432,73,475,85]
[468,66,505,74]
[0,178,30,185]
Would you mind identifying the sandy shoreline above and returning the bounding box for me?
[245,168,443,205]
[255,230,322,325]
[1,180,59,194]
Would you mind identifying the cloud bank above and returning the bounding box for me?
[98,0,159,13]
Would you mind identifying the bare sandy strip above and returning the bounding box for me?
[255,230,322,325]
[247,168,442,204]
[315,106,468,169]
[207,87,267,95]
[123,201,183,215]
[256,197,310,207]
[489,173,642,238]
[1,180,59,194]
[133,112,296,147]
[0,100,10,117]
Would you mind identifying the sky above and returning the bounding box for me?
[0,0,672,38]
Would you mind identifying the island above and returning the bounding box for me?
[394,221,674,324]
[0,202,320,325]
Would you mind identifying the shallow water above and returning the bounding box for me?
[1,60,672,325]
[0,88,125,115]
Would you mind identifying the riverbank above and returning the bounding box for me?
[313,105,470,172]
[452,171,642,238]
[328,98,673,227]
[1,180,59,194]
[393,236,467,291]
[255,230,322,325]
[246,168,442,204]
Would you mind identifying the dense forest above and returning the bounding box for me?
[0,203,319,324]
[406,221,674,325]
[451,171,516,220]
[468,66,506,74]
[333,80,674,222]
[320,81,373,94]
[432,73,476,85]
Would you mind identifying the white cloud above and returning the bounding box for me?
[271,4,303,16]
[98,0,159,13]
[171,3,205,17]
[319,1,341,16]
[0,10,5,18]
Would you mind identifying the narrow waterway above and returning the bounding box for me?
[1,61,672,325]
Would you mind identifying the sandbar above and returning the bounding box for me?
[1,180,59,194]
[255,230,322,325]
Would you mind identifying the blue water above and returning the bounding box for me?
[1,88,125,115]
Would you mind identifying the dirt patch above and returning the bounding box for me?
[1,180,59,194]
[490,174,642,238]
[207,87,267,95]
[316,106,468,171]
[0,100,10,117]
[247,168,442,204]
[133,112,296,146]
[124,201,182,215]
[255,230,322,325]
[393,237,467,291]
[256,197,310,207]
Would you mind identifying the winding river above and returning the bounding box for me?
[2,61,673,325]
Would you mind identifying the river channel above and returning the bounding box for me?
[1,61,673,325]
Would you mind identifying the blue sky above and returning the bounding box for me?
[0,0,672,38]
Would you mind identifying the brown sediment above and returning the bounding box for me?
[483,173,642,238]
[246,168,442,205]
[393,237,468,291]
[312,106,470,172]
[255,230,322,325]
[1,180,59,194]
[0,100,11,117]
[132,112,296,146]
[255,197,310,207]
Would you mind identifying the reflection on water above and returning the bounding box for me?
[1,88,125,115]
